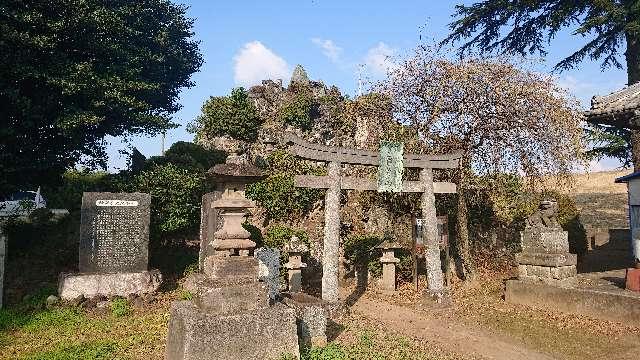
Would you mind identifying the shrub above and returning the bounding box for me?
[246,151,325,220]
[182,262,199,278]
[278,90,316,130]
[42,170,111,211]
[263,225,310,280]
[243,223,264,247]
[145,141,226,171]
[264,224,309,249]
[110,298,130,317]
[192,87,263,142]
[132,163,209,242]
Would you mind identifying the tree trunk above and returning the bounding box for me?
[631,131,640,172]
[455,166,475,280]
[626,29,640,170]
[626,26,640,85]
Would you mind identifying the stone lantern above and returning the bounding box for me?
[284,235,309,293]
[376,240,402,292]
[203,159,266,276]
[166,158,301,359]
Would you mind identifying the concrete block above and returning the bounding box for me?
[166,301,299,360]
[505,279,640,326]
[58,270,161,300]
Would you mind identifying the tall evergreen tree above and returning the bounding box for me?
[0,0,203,194]
[443,0,640,168]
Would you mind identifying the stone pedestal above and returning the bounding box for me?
[166,301,298,360]
[58,270,161,301]
[284,236,309,293]
[516,229,576,285]
[376,242,401,292]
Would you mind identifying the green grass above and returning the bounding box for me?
[110,298,131,318]
[280,331,447,360]
[0,307,84,333]
[179,290,193,301]
[19,341,117,360]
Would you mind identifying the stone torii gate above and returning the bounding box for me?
[285,134,460,302]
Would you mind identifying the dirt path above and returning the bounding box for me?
[351,297,556,360]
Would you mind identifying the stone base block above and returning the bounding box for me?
[203,256,258,281]
[505,279,640,326]
[195,281,269,314]
[282,293,328,348]
[518,264,576,285]
[516,252,577,267]
[166,301,299,360]
[58,270,161,300]
[521,230,569,253]
[626,268,640,292]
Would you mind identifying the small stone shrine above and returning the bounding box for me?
[166,159,299,360]
[284,235,309,293]
[516,200,577,285]
[376,239,401,292]
[58,192,161,300]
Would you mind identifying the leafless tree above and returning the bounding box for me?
[378,45,585,279]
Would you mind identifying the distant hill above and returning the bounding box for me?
[564,170,630,229]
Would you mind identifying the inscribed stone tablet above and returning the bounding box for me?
[79,192,151,273]
[377,141,404,192]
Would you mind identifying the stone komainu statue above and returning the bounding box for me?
[525,200,561,230]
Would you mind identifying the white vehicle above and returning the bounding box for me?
[0,187,47,217]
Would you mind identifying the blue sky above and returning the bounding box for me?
[105,0,630,171]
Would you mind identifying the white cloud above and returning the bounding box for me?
[556,75,598,107]
[364,42,397,76]
[311,38,343,63]
[233,41,290,87]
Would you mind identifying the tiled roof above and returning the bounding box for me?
[585,82,640,118]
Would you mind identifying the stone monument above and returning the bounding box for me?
[166,159,299,360]
[58,192,161,300]
[516,200,576,285]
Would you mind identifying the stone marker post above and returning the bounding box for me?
[322,162,341,303]
[255,247,281,300]
[0,220,6,308]
[284,236,309,293]
[420,168,444,298]
[376,241,401,292]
